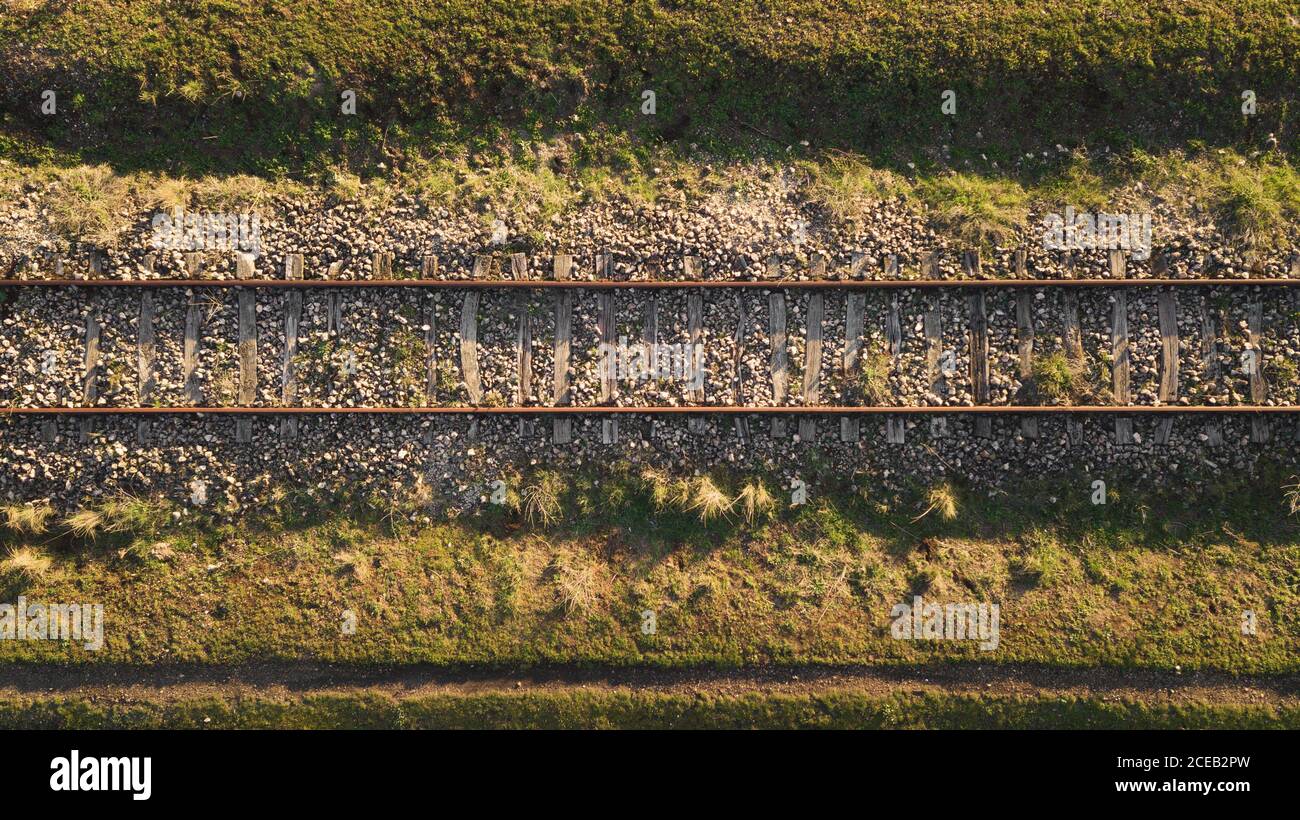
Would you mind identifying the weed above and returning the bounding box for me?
[521,472,564,527]
[913,482,959,523]
[2,502,53,534]
[0,546,52,582]
[915,173,1029,248]
[735,480,776,525]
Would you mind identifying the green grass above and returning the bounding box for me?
[2,3,1298,253]
[1,690,1295,729]
[915,174,1031,249]
[3,1,1297,176]
[2,464,1298,674]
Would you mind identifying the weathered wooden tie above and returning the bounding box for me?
[884,291,905,444]
[423,293,438,444]
[459,291,482,440]
[235,289,257,442]
[80,303,100,443]
[1111,288,1133,445]
[235,252,255,280]
[516,291,533,438]
[136,292,157,443]
[685,257,706,435]
[552,255,574,444]
[1200,297,1224,447]
[643,293,659,439]
[769,288,788,439]
[1015,288,1038,439]
[183,297,203,404]
[1154,290,1179,444]
[799,292,823,442]
[924,308,943,396]
[325,261,344,337]
[968,290,992,438]
[281,288,302,439]
[840,292,865,442]
[1247,301,1269,443]
[597,287,618,444]
[923,306,944,438]
[420,255,438,279]
[1062,288,1085,445]
[732,293,751,443]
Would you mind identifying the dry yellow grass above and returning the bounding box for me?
[735,480,776,524]
[685,477,732,523]
[2,502,54,534]
[64,508,105,538]
[913,482,959,523]
[0,546,52,581]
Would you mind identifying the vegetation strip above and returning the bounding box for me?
[3,469,1298,675]
[2,689,1296,730]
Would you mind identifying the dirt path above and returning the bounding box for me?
[2,662,1297,706]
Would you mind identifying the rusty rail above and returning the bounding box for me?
[3,405,1298,415]
[3,278,1298,289]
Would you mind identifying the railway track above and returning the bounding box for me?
[3,250,1299,449]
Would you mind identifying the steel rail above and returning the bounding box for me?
[2,405,1298,415]
[2,278,1298,289]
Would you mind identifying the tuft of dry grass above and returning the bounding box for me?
[0,546,52,582]
[96,494,169,534]
[734,480,775,524]
[1285,477,1300,517]
[551,551,599,616]
[3,502,54,534]
[685,476,732,523]
[801,153,912,221]
[521,472,564,527]
[45,165,135,247]
[64,508,105,539]
[640,468,675,510]
[913,482,959,523]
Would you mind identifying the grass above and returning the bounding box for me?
[550,550,599,616]
[1028,351,1108,404]
[334,550,373,583]
[1,690,1296,730]
[2,4,1299,253]
[1132,150,1300,253]
[1284,477,1300,517]
[735,481,776,525]
[3,2,1297,177]
[42,165,134,247]
[0,546,52,582]
[858,347,892,405]
[802,153,912,220]
[915,173,1030,249]
[2,464,1299,673]
[521,472,564,528]
[63,508,104,539]
[8,141,1300,259]
[684,477,732,523]
[2,502,53,534]
[913,482,958,523]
